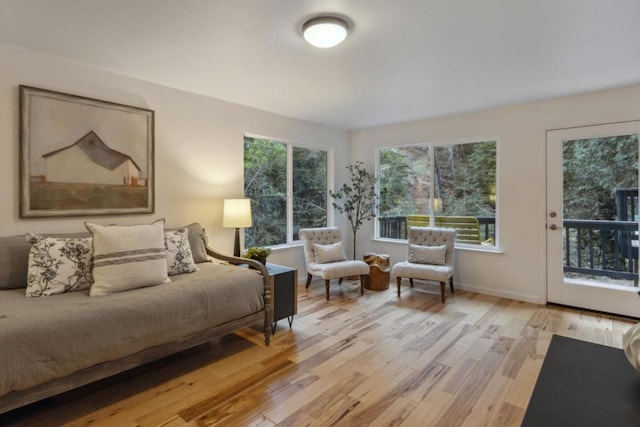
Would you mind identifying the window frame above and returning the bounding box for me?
[375,136,500,250]
[244,133,334,248]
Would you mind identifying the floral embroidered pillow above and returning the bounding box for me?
[408,244,447,265]
[25,233,93,297]
[165,228,198,275]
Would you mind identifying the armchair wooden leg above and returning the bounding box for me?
[409,278,414,288]
[449,277,455,293]
[325,280,331,300]
[339,277,344,284]
[359,275,366,295]
[440,282,446,303]
[305,273,313,289]
[397,277,402,297]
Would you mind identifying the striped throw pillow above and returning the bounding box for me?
[86,219,169,296]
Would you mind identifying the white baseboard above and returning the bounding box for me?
[298,276,544,305]
[457,282,542,305]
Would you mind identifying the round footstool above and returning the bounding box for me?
[623,323,640,373]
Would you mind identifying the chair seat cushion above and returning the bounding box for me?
[308,260,369,280]
[392,261,452,283]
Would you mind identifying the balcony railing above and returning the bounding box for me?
[563,219,637,281]
[378,215,638,285]
[379,215,495,242]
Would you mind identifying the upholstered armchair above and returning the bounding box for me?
[299,227,370,300]
[391,226,456,303]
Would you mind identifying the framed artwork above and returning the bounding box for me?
[19,85,155,218]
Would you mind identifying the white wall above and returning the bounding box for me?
[0,43,350,274]
[351,84,640,304]
[5,42,639,303]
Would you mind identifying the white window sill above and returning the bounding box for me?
[264,242,304,252]
[373,237,504,255]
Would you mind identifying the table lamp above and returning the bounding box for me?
[222,198,252,257]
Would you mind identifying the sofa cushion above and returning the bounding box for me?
[165,228,198,275]
[25,234,93,297]
[86,219,169,296]
[0,232,91,290]
[408,244,447,265]
[168,222,209,263]
[0,236,32,290]
[0,261,264,398]
[313,242,347,263]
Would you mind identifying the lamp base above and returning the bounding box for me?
[233,227,241,257]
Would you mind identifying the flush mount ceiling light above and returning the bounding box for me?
[302,16,349,48]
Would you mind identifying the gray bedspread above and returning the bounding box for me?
[0,262,264,397]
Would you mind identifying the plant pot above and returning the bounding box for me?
[250,255,267,265]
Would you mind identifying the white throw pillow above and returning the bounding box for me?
[25,234,93,297]
[313,242,347,263]
[408,244,447,265]
[164,228,198,275]
[86,219,169,296]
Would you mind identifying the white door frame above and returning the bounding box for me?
[546,120,640,317]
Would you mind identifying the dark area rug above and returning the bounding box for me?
[522,334,640,427]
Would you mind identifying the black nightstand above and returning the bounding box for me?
[266,263,298,334]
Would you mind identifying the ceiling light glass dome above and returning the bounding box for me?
[302,16,349,48]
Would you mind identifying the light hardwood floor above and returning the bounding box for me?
[1,280,636,426]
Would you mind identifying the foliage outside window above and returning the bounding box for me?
[563,136,638,220]
[562,135,638,283]
[244,136,328,247]
[378,140,497,246]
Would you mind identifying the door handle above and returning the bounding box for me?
[549,224,558,230]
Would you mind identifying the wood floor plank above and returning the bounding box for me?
[179,358,294,422]
[244,415,276,427]
[303,372,367,419]
[399,362,450,404]
[157,415,189,427]
[1,284,635,427]
[309,396,361,426]
[341,366,420,426]
[188,385,272,426]
[460,369,513,427]
[431,348,510,426]
[399,389,453,426]
[367,395,416,427]
[490,401,525,427]
[438,356,480,394]
[503,355,544,410]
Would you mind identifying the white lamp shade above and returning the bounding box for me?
[223,199,252,228]
[303,17,348,48]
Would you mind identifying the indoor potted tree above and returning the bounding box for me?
[330,161,379,260]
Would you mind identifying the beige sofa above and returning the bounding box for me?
[0,223,272,414]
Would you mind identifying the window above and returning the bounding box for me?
[378,139,497,246]
[244,136,328,247]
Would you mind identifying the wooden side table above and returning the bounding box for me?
[267,263,297,334]
[362,253,390,290]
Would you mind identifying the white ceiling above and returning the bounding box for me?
[1,0,639,130]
